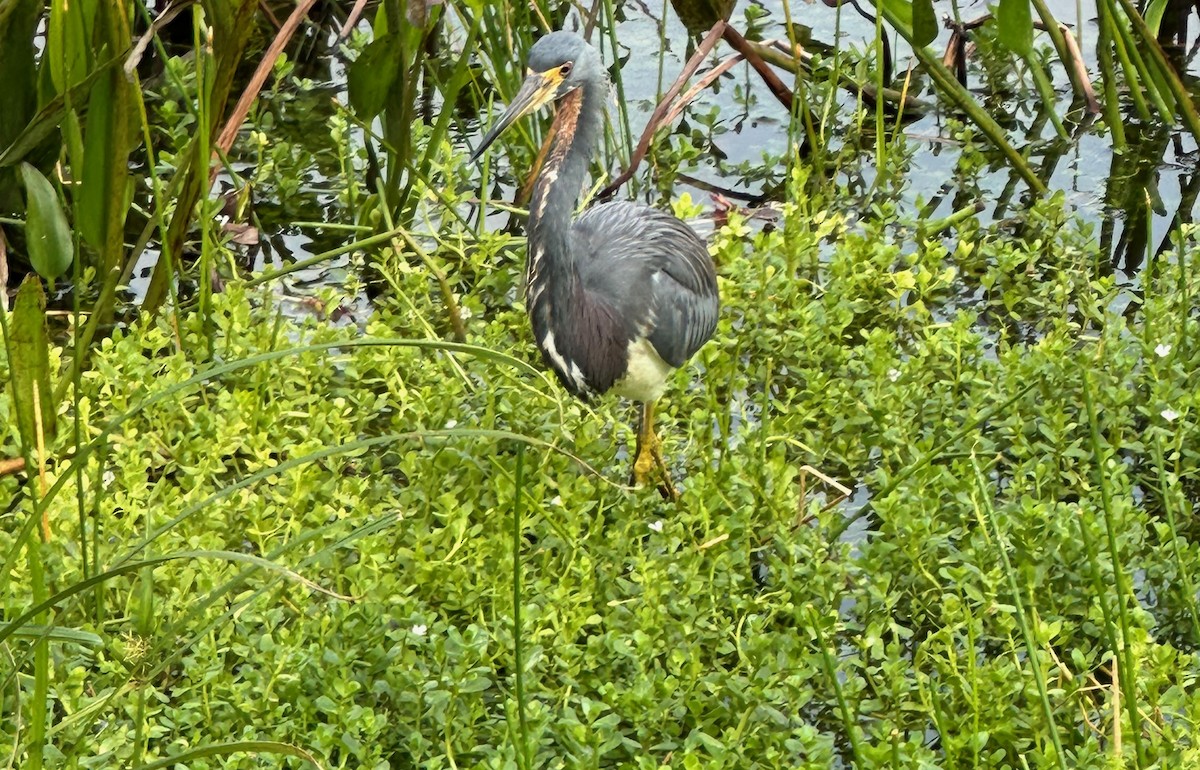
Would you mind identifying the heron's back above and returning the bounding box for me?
[571,201,719,368]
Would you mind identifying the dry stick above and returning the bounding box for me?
[517,122,560,206]
[764,39,928,113]
[675,172,763,202]
[947,12,1098,113]
[662,53,746,126]
[212,0,320,179]
[1056,21,1100,113]
[124,0,198,76]
[721,24,793,110]
[597,20,727,199]
[0,458,24,477]
[338,0,371,39]
[0,227,8,312]
[257,0,283,30]
[942,30,974,83]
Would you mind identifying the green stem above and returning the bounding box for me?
[1081,371,1146,767]
[28,527,49,770]
[1094,0,1127,149]
[1022,52,1070,141]
[1151,440,1200,640]
[971,459,1068,769]
[512,444,532,770]
[905,43,1046,193]
[1113,0,1200,139]
[808,606,866,764]
[1029,0,1086,100]
[1099,0,1153,121]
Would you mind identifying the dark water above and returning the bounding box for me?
[608,0,1199,279]
[216,0,1199,302]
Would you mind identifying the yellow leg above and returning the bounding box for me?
[631,401,678,500]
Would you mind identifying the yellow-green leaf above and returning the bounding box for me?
[18,162,73,279]
[996,0,1033,56]
[7,275,56,450]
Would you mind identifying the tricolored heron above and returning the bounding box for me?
[471,31,719,498]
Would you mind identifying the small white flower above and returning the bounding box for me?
[1162,408,1180,422]
[648,520,664,533]
[1155,343,1172,358]
[102,470,116,488]
[550,495,563,507]
[444,419,458,429]
[411,624,428,637]
[887,368,901,382]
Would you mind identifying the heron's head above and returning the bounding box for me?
[470,32,602,161]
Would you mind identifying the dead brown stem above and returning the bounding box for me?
[213,0,320,173]
[597,20,727,199]
[721,24,793,110]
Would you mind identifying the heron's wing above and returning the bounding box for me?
[572,201,719,368]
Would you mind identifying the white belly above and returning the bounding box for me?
[611,338,674,402]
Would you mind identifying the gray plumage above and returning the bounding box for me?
[479,31,719,401]
[469,30,720,496]
[573,201,718,369]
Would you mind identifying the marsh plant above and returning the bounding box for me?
[2,0,1200,767]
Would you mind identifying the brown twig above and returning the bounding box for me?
[0,227,8,313]
[124,0,198,76]
[212,0,320,176]
[597,20,727,199]
[518,122,559,206]
[1057,21,1101,113]
[946,12,1098,113]
[674,173,765,203]
[257,0,282,30]
[662,52,745,126]
[0,457,24,477]
[338,0,371,39]
[721,24,793,110]
[764,39,930,113]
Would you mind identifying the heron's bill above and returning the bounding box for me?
[469,69,562,162]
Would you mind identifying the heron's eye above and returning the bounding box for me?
[559,62,573,77]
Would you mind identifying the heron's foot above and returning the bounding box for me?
[630,429,678,501]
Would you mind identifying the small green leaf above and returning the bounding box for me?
[347,34,404,119]
[18,162,73,279]
[911,0,939,47]
[996,0,1033,56]
[457,676,492,693]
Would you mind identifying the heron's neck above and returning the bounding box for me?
[526,80,604,282]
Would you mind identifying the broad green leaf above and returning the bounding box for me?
[347,33,405,119]
[876,0,915,34]
[996,0,1033,56]
[912,0,939,47]
[1143,0,1169,37]
[7,275,56,450]
[47,0,97,92]
[0,0,38,147]
[19,163,74,280]
[0,0,40,212]
[0,58,116,169]
[78,69,116,252]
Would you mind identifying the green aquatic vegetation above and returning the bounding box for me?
[3,167,1199,766]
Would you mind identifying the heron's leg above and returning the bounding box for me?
[631,401,678,500]
[631,401,655,487]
